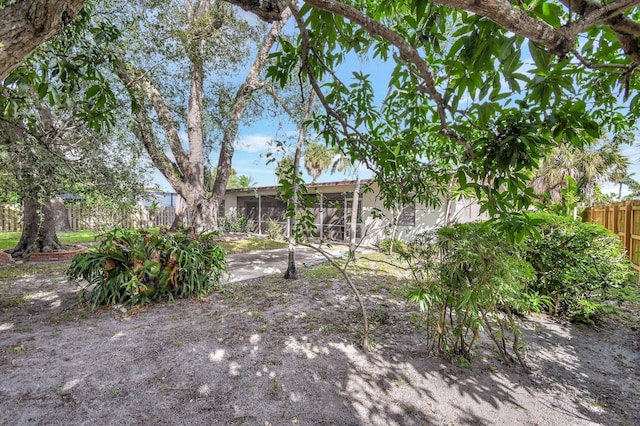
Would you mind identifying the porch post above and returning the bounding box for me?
[319,193,324,239]
[343,192,348,242]
[258,195,262,235]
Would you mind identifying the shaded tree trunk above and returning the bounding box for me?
[284,92,315,279]
[9,197,65,259]
[51,197,71,232]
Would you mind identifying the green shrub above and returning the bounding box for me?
[377,238,409,256]
[264,219,284,240]
[405,223,534,366]
[67,228,227,308]
[524,213,635,323]
[219,212,254,233]
[403,214,636,366]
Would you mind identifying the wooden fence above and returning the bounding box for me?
[0,202,178,233]
[582,200,640,271]
[0,203,21,233]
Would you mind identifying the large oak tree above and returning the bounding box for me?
[0,3,147,258]
[3,0,640,225]
[113,0,291,231]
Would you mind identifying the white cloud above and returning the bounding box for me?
[236,134,274,153]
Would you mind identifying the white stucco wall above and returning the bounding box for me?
[358,184,490,246]
[359,188,445,246]
[223,181,488,246]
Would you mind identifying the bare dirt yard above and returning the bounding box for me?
[1,257,639,425]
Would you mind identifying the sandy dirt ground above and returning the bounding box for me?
[0,259,639,426]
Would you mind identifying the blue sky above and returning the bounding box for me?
[149,11,639,198]
[150,45,390,191]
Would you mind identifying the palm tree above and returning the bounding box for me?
[303,141,362,253]
[303,141,334,181]
[205,166,256,189]
[532,140,630,205]
[229,174,257,189]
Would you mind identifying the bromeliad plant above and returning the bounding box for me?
[67,228,227,308]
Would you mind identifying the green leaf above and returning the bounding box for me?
[85,84,101,98]
[414,0,429,23]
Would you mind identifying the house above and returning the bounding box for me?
[223,179,488,246]
[143,190,182,208]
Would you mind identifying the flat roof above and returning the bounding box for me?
[225,179,374,193]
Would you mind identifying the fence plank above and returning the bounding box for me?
[0,203,20,232]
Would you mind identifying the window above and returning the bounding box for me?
[398,204,415,226]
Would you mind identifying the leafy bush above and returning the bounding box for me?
[405,223,534,366]
[218,212,254,233]
[377,238,408,256]
[524,213,635,323]
[264,219,284,240]
[403,214,636,366]
[67,228,227,308]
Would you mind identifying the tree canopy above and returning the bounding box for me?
[264,1,640,224]
[2,0,640,229]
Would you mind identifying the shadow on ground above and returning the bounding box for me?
[0,263,638,425]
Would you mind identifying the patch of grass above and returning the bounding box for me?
[300,264,342,279]
[219,237,287,254]
[269,377,282,395]
[0,262,69,279]
[249,310,266,321]
[0,230,97,250]
[369,306,391,325]
[319,324,332,333]
[257,322,272,333]
[351,252,408,277]
[11,344,25,353]
[1,295,27,308]
[58,230,98,245]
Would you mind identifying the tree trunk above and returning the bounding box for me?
[50,196,72,232]
[9,197,65,259]
[284,91,314,279]
[443,194,453,227]
[185,196,218,232]
[387,205,402,255]
[170,198,186,231]
[619,182,623,200]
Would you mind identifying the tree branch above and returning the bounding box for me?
[224,0,289,22]
[560,0,640,63]
[114,61,191,177]
[114,64,188,194]
[210,7,293,205]
[0,0,87,80]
